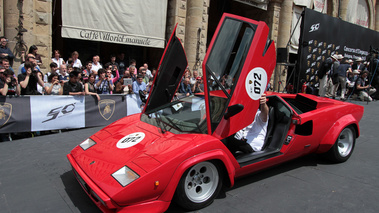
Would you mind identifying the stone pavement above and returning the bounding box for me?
[0,99,378,213]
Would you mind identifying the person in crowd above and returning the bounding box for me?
[318,56,333,97]
[129,59,137,75]
[1,59,14,73]
[116,52,128,74]
[346,69,360,96]
[226,94,269,154]
[355,70,376,102]
[18,61,44,95]
[58,64,69,83]
[67,64,74,74]
[51,50,65,68]
[63,70,84,96]
[129,65,137,81]
[92,55,102,72]
[82,61,92,79]
[44,62,58,83]
[19,54,41,75]
[95,68,114,94]
[151,68,157,79]
[325,54,340,97]
[179,77,192,97]
[28,45,42,67]
[190,70,199,86]
[0,36,15,66]
[109,54,119,72]
[36,71,44,94]
[140,67,149,84]
[71,51,82,69]
[0,69,20,96]
[192,76,204,93]
[44,72,62,95]
[132,74,147,95]
[115,70,133,94]
[331,58,351,100]
[84,73,100,101]
[105,62,120,84]
[356,57,365,73]
[143,63,152,79]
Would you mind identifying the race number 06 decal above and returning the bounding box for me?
[116,132,145,149]
[245,67,267,100]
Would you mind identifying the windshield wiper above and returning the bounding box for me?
[155,113,167,134]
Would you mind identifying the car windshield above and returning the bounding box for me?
[141,95,208,134]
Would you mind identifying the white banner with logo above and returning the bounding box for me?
[61,0,167,48]
[346,0,369,28]
[30,96,86,131]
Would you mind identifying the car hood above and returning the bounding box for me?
[70,113,198,196]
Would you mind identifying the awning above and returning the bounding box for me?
[61,0,168,48]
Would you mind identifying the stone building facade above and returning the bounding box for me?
[1,0,378,91]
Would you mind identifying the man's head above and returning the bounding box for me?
[361,70,369,78]
[59,64,67,74]
[143,63,148,69]
[50,62,58,72]
[69,70,80,83]
[130,59,136,66]
[72,51,79,59]
[67,65,73,73]
[85,61,92,70]
[1,59,10,69]
[183,77,190,86]
[110,55,116,62]
[137,75,143,84]
[98,68,106,79]
[93,55,100,63]
[193,70,198,78]
[0,36,8,47]
[24,61,34,72]
[123,70,131,78]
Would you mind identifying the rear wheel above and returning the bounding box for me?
[174,161,223,210]
[326,126,356,163]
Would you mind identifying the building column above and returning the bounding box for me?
[184,0,208,73]
[274,0,292,92]
[166,0,187,44]
[376,1,379,31]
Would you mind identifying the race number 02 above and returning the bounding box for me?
[245,67,267,100]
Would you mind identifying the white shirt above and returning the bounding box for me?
[73,59,82,69]
[234,110,268,151]
[52,58,65,68]
[91,62,102,72]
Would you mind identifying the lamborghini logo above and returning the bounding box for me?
[0,103,12,127]
[98,99,115,120]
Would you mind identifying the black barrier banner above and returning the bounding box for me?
[85,95,128,127]
[297,8,379,92]
[0,94,142,134]
[0,96,31,133]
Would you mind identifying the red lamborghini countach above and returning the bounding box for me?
[67,13,364,212]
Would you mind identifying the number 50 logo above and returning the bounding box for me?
[245,67,267,100]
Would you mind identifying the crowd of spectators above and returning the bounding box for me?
[318,54,377,102]
[0,38,205,101]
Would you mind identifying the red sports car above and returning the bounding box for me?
[67,13,364,213]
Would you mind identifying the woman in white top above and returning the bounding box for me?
[51,50,65,68]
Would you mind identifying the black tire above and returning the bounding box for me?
[174,161,223,210]
[326,126,356,163]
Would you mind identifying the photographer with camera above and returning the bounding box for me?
[95,68,114,94]
[355,70,376,102]
[63,70,85,96]
[18,61,44,95]
[0,69,20,96]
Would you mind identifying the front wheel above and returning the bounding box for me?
[174,161,223,210]
[326,126,356,163]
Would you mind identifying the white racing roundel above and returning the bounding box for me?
[116,132,145,149]
[245,67,267,100]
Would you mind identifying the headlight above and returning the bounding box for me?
[112,166,139,187]
[79,138,96,150]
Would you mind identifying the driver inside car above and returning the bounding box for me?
[226,93,269,154]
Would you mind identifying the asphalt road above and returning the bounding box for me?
[0,99,378,213]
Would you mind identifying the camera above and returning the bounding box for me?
[9,77,17,86]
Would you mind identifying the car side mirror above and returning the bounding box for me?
[224,104,244,119]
